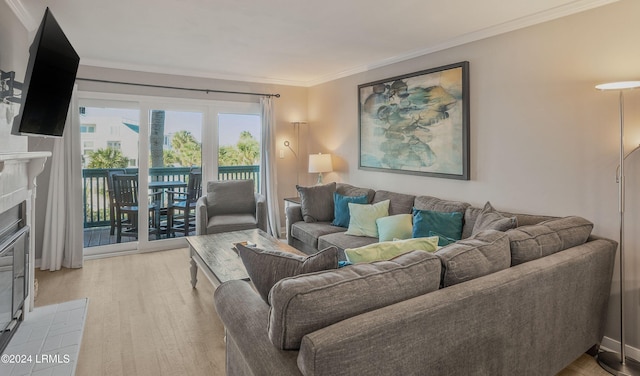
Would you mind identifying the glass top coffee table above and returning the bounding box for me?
[187,228,304,287]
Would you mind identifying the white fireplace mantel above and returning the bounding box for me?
[0,151,51,314]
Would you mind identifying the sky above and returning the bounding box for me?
[82,107,261,146]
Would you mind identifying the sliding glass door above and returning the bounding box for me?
[147,108,203,243]
[79,93,260,256]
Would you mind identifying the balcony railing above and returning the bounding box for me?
[82,165,260,228]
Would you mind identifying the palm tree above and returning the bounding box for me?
[170,130,201,167]
[87,148,129,168]
[150,110,165,168]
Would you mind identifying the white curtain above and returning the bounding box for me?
[41,85,83,270]
[260,96,281,238]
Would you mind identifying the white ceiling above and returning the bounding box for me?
[7,0,617,87]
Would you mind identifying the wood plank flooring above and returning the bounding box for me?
[34,248,224,376]
[33,248,611,376]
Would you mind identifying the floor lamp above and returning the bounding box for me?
[596,80,640,376]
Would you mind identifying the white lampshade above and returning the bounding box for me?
[595,81,640,91]
[308,153,332,173]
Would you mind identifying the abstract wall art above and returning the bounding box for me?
[358,61,470,180]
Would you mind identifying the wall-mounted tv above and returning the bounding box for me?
[11,7,80,138]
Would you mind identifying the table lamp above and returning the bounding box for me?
[308,153,332,185]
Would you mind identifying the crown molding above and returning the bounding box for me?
[304,0,620,87]
[79,58,307,88]
[7,0,620,88]
[5,0,37,31]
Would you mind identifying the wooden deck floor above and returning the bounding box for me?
[83,226,191,247]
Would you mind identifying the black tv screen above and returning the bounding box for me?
[12,8,80,137]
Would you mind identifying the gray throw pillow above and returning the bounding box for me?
[236,244,339,304]
[471,201,517,235]
[268,250,441,350]
[435,229,511,287]
[296,182,336,223]
[507,216,593,266]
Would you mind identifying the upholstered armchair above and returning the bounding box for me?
[195,179,267,235]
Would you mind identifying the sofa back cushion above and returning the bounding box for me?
[507,216,593,266]
[336,183,376,203]
[462,206,555,239]
[372,190,415,216]
[297,182,336,223]
[268,250,441,350]
[435,229,511,287]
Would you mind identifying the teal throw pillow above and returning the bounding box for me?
[332,193,368,228]
[345,200,390,238]
[428,230,457,247]
[376,214,413,242]
[412,208,464,242]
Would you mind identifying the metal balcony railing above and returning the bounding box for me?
[82,165,260,228]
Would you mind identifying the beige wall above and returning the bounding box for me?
[308,0,640,349]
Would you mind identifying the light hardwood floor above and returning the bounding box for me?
[34,248,225,376]
[34,248,610,376]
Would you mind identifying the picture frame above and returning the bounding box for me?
[358,61,470,180]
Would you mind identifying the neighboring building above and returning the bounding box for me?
[79,115,140,168]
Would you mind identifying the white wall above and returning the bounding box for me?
[308,0,640,349]
[0,0,29,152]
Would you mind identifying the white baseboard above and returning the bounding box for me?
[601,336,640,362]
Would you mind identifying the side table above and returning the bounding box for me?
[284,196,301,240]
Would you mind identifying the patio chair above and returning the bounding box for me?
[195,179,266,235]
[106,169,127,235]
[112,173,161,243]
[166,171,202,237]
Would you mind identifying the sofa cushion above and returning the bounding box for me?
[332,192,368,228]
[435,229,511,287]
[376,214,413,242]
[412,208,464,241]
[344,236,439,263]
[207,214,258,233]
[206,180,256,217]
[345,200,390,238]
[317,232,378,253]
[507,216,593,266]
[472,201,517,235]
[236,244,339,304]
[268,250,442,350]
[336,183,376,203]
[462,206,554,239]
[372,190,415,216]
[291,222,345,250]
[414,195,470,214]
[297,182,336,223]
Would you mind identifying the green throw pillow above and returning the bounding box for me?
[345,236,439,263]
[412,208,464,242]
[344,200,390,238]
[376,214,413,242]
[332,192,368,228]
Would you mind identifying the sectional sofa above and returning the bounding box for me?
[214,182,616,375]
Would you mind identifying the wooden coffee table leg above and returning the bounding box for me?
[190,249,198,288]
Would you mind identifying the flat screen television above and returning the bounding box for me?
[11,7,80,138]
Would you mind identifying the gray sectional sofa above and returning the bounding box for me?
[214,182,617,376]
[288,183,557,259]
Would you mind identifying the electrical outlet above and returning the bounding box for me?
[279,149,284,159]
